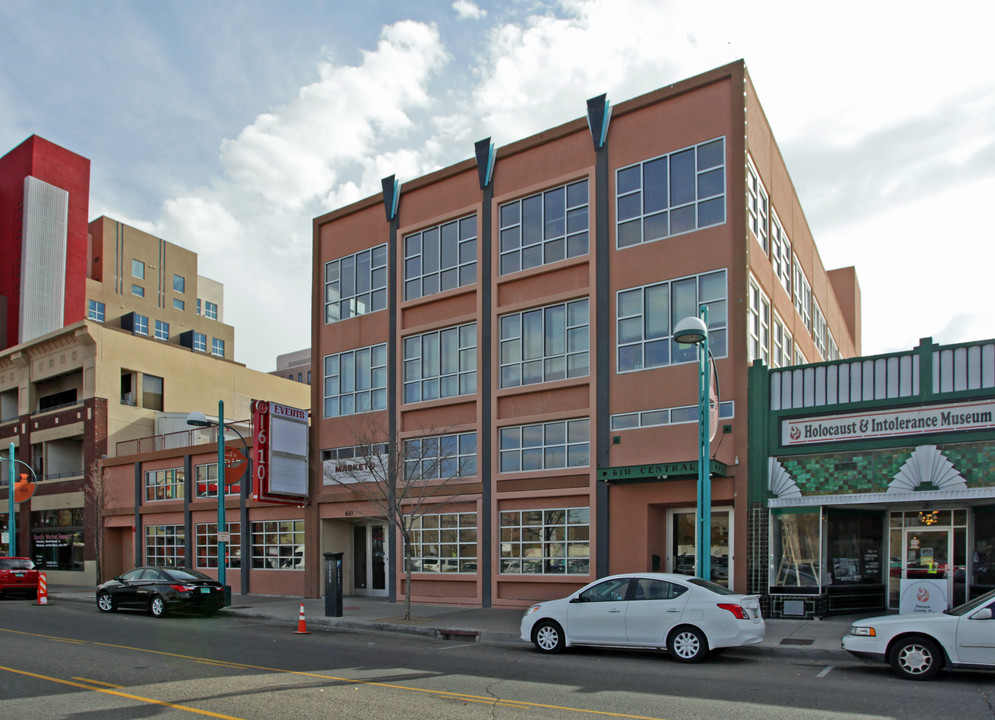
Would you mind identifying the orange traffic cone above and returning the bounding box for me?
[35,572,48,606]
[293,603,310,634]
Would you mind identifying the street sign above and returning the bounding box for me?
[217,531,231,543]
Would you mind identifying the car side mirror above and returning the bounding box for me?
[569,596,585,603]
[971,607,993,620]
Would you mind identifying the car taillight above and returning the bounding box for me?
[717,603,748,619]
[169,584,195,592]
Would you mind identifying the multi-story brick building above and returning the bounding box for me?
[307,60,861,607]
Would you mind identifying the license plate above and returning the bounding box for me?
[200,588,211,594]
[14,573,24,577]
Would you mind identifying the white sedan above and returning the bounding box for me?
[519,572,765,662]
[841,589,995,680]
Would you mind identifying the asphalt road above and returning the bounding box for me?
[0,599,992,720]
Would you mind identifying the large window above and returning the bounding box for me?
[251,520,304,569]
[771,213,791,293]
[747,157,769,253]
[323,344,387,418]
[192,331,207,352]
[499,180,589,275]
[405,432,477,481]
[499,507,590,575]
[500,299,589,389]
[325,244,387,322]
[87,300,105,322]
[772,314,792,369]
[813,302,827,359]
[142,373,163,411]
[771,510,821,588]
[404,216,476,299]
[145,468,184,502]
[154,320,169,341]
[133,313,148,336]
[195,463,240,498]
[196,522,241,569]
[793,258,812,333]
[406,512,477,573]
[30,508,84,571]
[403,324,476,403]
[748,279,770,365]
[499,418,590,473]
[616,137,725,248]
[145,524,185,567]
[617,269,727,373]
[826,512,883,586]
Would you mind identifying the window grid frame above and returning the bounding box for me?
[498,179,589,276]
[404,431,477,482]
[610,401,735,431]
[195,521,241,569]
[499,418,590,474]
[499,507,591,575]
[250,519,305,570]
[404,215,477,300]
[403,323,477,404]
[406,512,478,574]
[499,298,590,389]
[87,299,105,323]
[771,211,792,294]
[325,244,388,323]
[212,337,225,357]
[144,468,184,502]
[746,156,769,253]
[154,319,169,342]
[748,278,771,365]
[323,343,388,418]
[144,524,184,567]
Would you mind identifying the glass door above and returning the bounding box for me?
[352,523,388,597]
[668,509,732,588]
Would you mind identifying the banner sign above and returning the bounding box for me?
[252,400,308,504]
[782,399,995,447]
[899,578,949,614]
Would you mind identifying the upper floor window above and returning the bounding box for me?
[132,259,145,279]
[88,300,105,323]
[404,432,477,481]
[173,298,185,311]
[499,180,588,275]
[772,314,792,369]
[771,213,791,294]
[133,313,148,336]
[403,323,476,403]
[813,302,827,359]
[132,284,145,298]
[404,216,476,300]
[204,301,218,320]
[154,320,169,341]
[194,464,239,498]
[323,343,387,418]
[499,299,589,389]
[748,279,770,365]
[325,245,387,323]
[143,373,164,411]
[793,258,812,333]
[746,157,769,253]
[616,269,727,373]
[145,468,184,502]
[212,338,225,357]
[173,274,185,293]
[499,418,590,473]
[193,331,206,352]
[617,137,725,248]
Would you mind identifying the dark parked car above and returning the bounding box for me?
[0,557,39,599]
[96,567,225,617]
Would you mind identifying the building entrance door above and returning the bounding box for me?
[667,509,732,588]
[352,523,387,597]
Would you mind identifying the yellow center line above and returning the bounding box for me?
[0,665,245,720]
[0,627,670,720]
[72,677,123,688]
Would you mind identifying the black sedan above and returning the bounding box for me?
[96,567,226,617]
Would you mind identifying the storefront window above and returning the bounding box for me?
[31,509,85,571]
[826,512,883,585]
[771,510,821,589]
[972,509,995,594]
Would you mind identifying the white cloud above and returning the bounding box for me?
[453,1,486,20]
[157,197,244,256]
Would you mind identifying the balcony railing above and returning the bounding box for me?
[115,419,253,457]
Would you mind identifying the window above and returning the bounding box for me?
[142,373,163,411]
[794,346,807,366]
[325,244,387,322]
[793,258,812,332]
[196,298,201,315]
[499,180,588,275]
[827,512,882,586]
[323,343,387,418]
[196,522,241,569]
[617,269,727,373]
[251,520,304,569]
[121,371,136,405]
[772,314,792,369]
[747,157,769,253]
[144,468,184,502]
[87,299,105,322]
[826,332,840,362]
[611,401,735,431]
[404,432,477,481]
[132,259,145,279]
[29,509,84,570]
[194,463,239,498]
[321,443,389,485]
[500,299,589,388]
[173,298,185,311]
[154,320,169,341]
[616,137,725,248]
[771,510,821,588]
[193,331,207,352]
[173,274,185,293]
[499,507,590,575]
[133,313,148,336]
[403,323,476,403]
[212,338,225,357]
[771,213,792,293]
[748,279,770,365]
[132,284,145,298]
[145,524,184,566]
[499,418,590,473]
[406,513,477,573]
[204,301,218,320]
[404,215,477,299]
[813,302,827,359]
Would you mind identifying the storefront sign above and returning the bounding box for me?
[597,459,727,482]
[782,399,995,447]
[899,578,948,614]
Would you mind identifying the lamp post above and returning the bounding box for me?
[673,306,711,582]
[5,443,38,557]
[186,401,246,602]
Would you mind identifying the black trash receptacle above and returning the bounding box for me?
[323,551,344,617]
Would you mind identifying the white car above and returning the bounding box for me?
[519,572,765,662]
[841,588,995,680]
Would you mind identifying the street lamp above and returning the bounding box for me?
[673,307,711,582]
[186,401,246,604]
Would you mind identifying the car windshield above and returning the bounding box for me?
[0,558,35,570]
[163,568,212,582]
[945,588,995,616]
[687,577,737,596]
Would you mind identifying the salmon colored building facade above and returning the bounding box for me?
[308,61,861,607]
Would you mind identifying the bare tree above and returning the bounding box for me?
[320,414,471,621]
[85,459,107,583]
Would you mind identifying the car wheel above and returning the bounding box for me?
[532,620,565,653]
[96,591,116,613]
[149,594,167,618]
[669,626,708,663]
[889,635,942,680]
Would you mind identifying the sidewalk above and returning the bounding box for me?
[49,585,854,660]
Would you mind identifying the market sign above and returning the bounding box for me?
[781,399,995,447]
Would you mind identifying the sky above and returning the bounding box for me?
[1,0,993,372]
